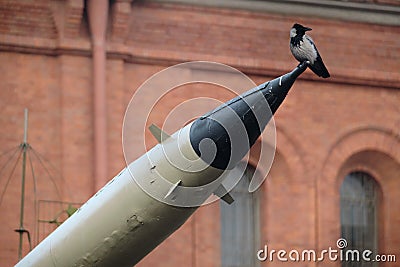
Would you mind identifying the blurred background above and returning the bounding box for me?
[0,0,399,266]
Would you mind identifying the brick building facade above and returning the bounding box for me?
[0,0,399,266]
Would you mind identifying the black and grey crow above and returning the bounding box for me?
[290,23,330,78]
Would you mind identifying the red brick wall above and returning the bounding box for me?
[0,1,399,266]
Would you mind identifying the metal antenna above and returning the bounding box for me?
[0,108,63,261]
[16,108,30,260]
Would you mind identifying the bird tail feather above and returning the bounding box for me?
[310,57,330,78]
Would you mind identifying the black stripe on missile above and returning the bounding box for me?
[189,62,308,170]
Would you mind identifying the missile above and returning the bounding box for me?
[15,62,308,267]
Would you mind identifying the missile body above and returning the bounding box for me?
[16,62,307,267]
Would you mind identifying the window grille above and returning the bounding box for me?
[340,171,379,267]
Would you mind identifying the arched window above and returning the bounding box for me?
[220,165,261,267]
[340,171,380,267]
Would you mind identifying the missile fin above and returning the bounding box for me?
[149,124,171,143]
[214,184,234,205]
[165,180,182,199]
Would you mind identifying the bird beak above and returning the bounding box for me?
[304,27,312,32]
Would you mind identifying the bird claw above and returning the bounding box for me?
[298,61,310,68]
[295,61,309,73]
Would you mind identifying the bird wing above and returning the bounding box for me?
[304,35,319,60]
[305,35,330,78]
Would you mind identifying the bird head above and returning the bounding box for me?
[290,23,312,38]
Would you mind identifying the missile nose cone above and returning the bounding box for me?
[267,60,308,113]
[289,61,308,81]
[190,62,307,170]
